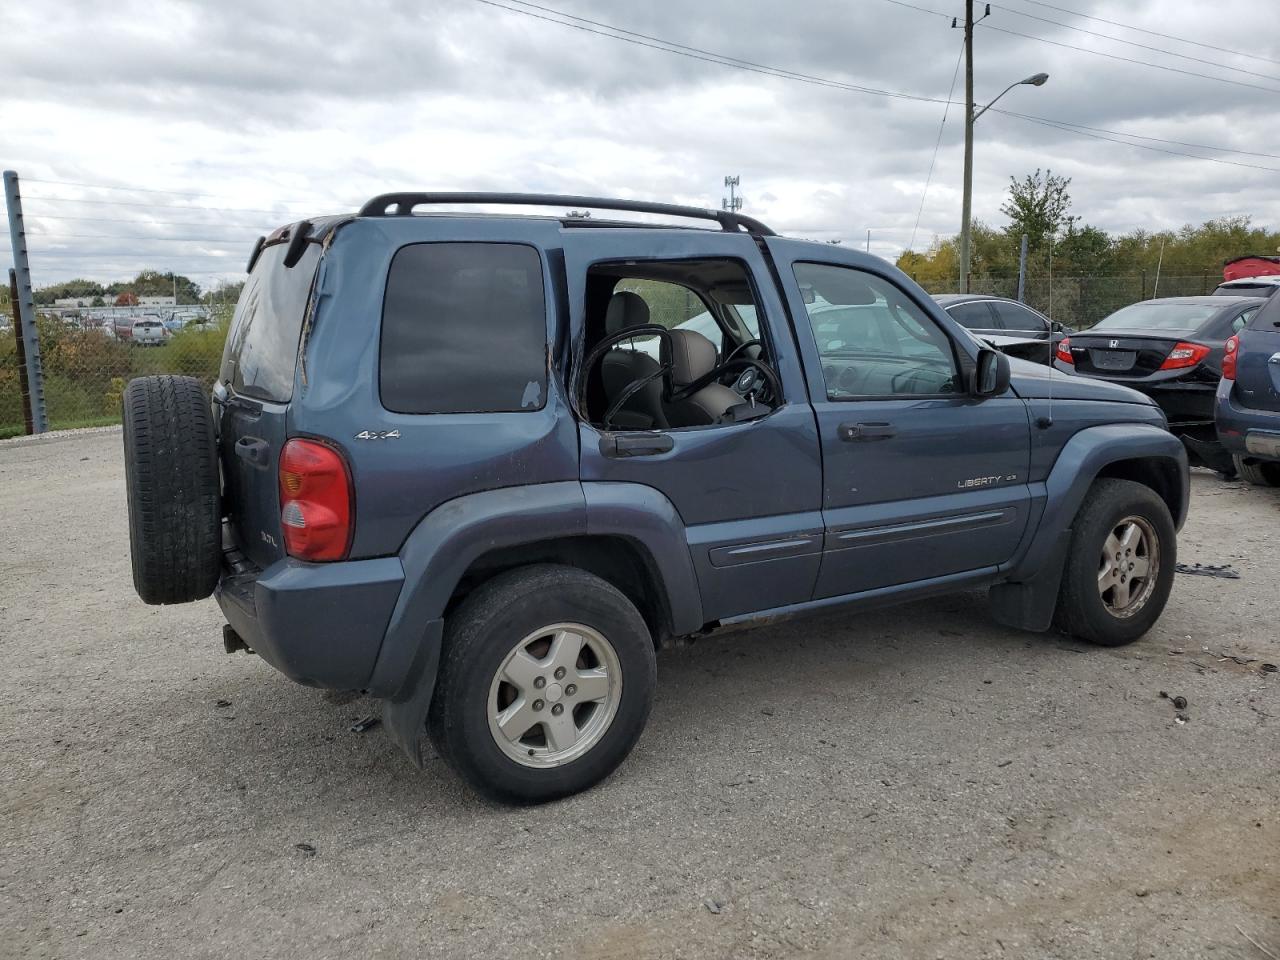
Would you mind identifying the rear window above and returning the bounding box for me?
[220,240,321,402]
[380,242,547,415]
[991,301,1046,333]
[1093,302,1219,332]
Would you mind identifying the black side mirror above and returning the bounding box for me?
[972,347,1011,397]
[1050,320,1064,333]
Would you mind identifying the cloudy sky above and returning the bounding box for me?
[3,0,1279,288]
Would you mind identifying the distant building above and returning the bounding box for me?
[138,296,176,306]
[54,297,96,308]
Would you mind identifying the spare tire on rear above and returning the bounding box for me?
[122,375,222,604]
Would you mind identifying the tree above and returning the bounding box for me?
[1000,168,1076,253]
[115,291,138,306]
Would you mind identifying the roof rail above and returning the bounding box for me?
[356,192,776,236]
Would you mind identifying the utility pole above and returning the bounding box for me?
[1016,233,1028,302]
[4,171,48,433]
[866,229,871,253]
[722,176,742,213]
[959,0,975,294]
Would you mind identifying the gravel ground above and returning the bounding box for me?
[2,428,1277,960]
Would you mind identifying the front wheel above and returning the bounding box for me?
[428,565,656,804]
[1054,478,1176,646]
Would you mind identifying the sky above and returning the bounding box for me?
[2,0,1279,289]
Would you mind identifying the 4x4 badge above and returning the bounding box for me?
[355,429,401,440]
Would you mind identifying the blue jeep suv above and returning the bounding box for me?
[122,193,1189,802]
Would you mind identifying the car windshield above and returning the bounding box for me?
[1091,302,1218,332]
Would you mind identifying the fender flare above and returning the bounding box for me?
[374,480,702,764]
[992,423,1188,630]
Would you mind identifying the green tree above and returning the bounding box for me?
[1000,168,1076,253]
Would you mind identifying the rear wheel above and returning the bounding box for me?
[1234,455,1280,487]
[428,565,656,804]
[122,375,222,604]
[1054,478,1176,646]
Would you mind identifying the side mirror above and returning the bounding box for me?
[972,347,1011,397]
[1050,320,1065,333]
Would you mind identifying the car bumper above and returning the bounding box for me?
[216,554,405,690]
[1054,363,1214,426]
[1216,380,1280,462]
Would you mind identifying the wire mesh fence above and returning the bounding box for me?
[912,273,1226,331]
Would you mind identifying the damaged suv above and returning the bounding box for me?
[122,193,1188,803]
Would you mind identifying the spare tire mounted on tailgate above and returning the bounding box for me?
[122,375,222,604]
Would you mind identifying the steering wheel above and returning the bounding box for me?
[671,355,782,407]
[577,324,675,431]
[723,338,762,366]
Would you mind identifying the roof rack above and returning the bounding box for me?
[356,192,776,236]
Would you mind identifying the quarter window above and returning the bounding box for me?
[380,243,547,414]
[946,301,996,330]
[991,301,1047,333]
[793,263,958,399]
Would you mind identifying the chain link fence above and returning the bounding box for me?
[1,304,233,439]
[912,273,1224,331]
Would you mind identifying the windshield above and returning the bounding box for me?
[1092,302,1218,332]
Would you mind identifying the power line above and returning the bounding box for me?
[21,194,303,215]
[470,0,1280,174]
[1004,0,1280,67]
[978,22,1280,95]
[910,42,966,252]
[20,177,321,205]
[1003,112,1280,173]
[990,3,1280,83]
[466,0,950,104]
[992,109,1280,161]
[26,213,274,229]
[877,0,1280,94]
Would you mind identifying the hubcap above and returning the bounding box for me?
[487,623,622,768]
[1097,515,1159,619]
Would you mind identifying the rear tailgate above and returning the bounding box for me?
[1068,333,1182,377]
[1233,311,1280,414]
[216,235,321,569]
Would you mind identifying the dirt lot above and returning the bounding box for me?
[1,427,1277,960]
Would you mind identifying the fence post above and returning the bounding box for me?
[1016,233,1028,302]
[8,269,34,434]
[3,171,48,433]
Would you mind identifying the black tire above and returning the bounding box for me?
[1054,478,1176,646]
[1234,455,1280,487]
[428,565,656,804]
[122,375,222,605]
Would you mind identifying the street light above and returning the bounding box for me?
[959,71,1049,291]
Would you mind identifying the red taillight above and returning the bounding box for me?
[1159,341,1210,371]
[278,438,353,562]
[1222,334,1239,380]
[1055,337,1074,365]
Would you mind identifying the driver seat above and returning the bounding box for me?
[663,329,744,427]
[600,292,668,429]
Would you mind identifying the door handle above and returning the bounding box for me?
[234,436,271,468]
[838,421,896,442]
[600,433,675,458]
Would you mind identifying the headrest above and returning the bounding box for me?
[667,329,718,387]
[605,291,651,334]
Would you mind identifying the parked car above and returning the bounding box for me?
[1054,296,1264,468]
[130,318,169,346]
[1216,291,1280,485]
[1213,276,1280,299]
[120,192,1188,803]
[933,294,1067,365]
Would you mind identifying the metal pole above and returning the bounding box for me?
[959,0,975,293]
[866,229,871,253]
[3,171,47,432]
[8,269,33,434]
[1016,233,1028,302]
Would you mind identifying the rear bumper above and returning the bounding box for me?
[1054,364,1215,426]
[1216,380,1280,461]
[216,554,404,689]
